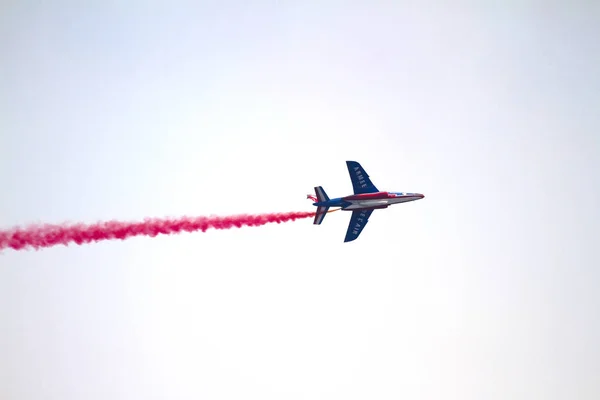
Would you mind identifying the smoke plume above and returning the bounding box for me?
[1,210,337,252]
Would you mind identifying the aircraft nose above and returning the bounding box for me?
[417,193,425,199]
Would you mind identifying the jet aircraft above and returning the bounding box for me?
[309,161,424,242]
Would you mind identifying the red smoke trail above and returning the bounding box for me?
[0,210,338,252]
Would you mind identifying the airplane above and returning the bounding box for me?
[308,161,424,242]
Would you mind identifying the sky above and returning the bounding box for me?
[1,2,599,399]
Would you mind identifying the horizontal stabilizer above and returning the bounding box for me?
[314,186,329,202]
[313,206,329,224]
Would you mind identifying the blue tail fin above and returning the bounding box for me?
[313,186,330,224]
[314,186,329,202]
[313,205,329,224]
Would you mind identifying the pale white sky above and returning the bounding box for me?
[1,2,599,400]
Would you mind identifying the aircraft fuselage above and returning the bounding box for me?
[313,191,424,211]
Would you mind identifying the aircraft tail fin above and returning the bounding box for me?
[313,186,330,225]
[313,205,330,225]
[314,186,329,202]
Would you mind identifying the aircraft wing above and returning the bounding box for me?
[344,209,374,242]
[346,161,379,194]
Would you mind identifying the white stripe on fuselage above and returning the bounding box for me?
[343,196,419,210]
